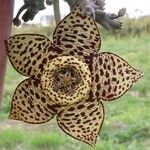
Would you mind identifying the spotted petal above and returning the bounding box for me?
[91,52,143,100]
[9,78,63,124]
[53,6,101,58]
[5,34,62,77]
[57,98,104,146]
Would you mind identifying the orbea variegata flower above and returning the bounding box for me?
[5,6,143,146]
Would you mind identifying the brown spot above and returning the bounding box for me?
[68,107,75,111]
[36,104,43,113]
[78,39,84,44]
[76,119,81,124]
[35,93,40,99]
[22,101,25,106]
[35,37,45,41]
[106,71,109,78]
[37,54,42,60]
[99,57,102,65]
[28,41,33,45]
[45,113,49,117]
[95,74,99,82]
[102,90,106,97]
[32,60,36,65]
[24,60,31,68]
[36,112,40,117]
[80,112,85,117]
[77,104,84,109]
[65,44,73,48]
[97,84,101,90]
[73,30,78,34]
[103,63,106,69]
[107,94,114,99]
[100,69,104,75]
[17,43,23,49]
[87,104,95,109]
[69,51,74,55]
[20,49,27,56]
[42,58,47,64]
[95,91,99,97]
[41,97,46,103]
[113,69,116,75]
[112,77,117,82]
[83,119,91,124]
[78,33,87,38]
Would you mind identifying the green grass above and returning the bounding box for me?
[0,129,69,150]
[0,29,150,150]
[0,129,25,149]
[28,132,68,149]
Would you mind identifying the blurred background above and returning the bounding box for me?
[0,0,150,150]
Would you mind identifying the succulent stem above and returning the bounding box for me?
[53,0,61,25]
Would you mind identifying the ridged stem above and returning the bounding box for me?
[53,0,61,25]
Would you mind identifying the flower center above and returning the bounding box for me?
[41,56,91,105]
[52,67,81,96]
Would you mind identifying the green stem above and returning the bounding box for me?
[53,0,61,25]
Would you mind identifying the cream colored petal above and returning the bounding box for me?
[5,34,62,77]
[57,98,104,146]
[53,6,101,59]
[9,78,63,124]
[91,52,143,100]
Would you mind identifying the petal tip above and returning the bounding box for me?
[139,71,144,78]
[8,112,21,121]
[8,114,12,119]
[88,139,97,147]
[133,69,144,82]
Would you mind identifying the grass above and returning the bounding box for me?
[28,132,68,149]
[0,129,69,150]
[0,27,150,150]
[0,129,25,149]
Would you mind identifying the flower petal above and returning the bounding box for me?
[9,78,63,124]
[5,34,62,77]
[57,98,104,146]
[91,52,143,100]
[53,6,101,58]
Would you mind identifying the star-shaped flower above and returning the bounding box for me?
[5,6,143,146]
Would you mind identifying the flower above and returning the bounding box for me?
[5,6,143,146]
